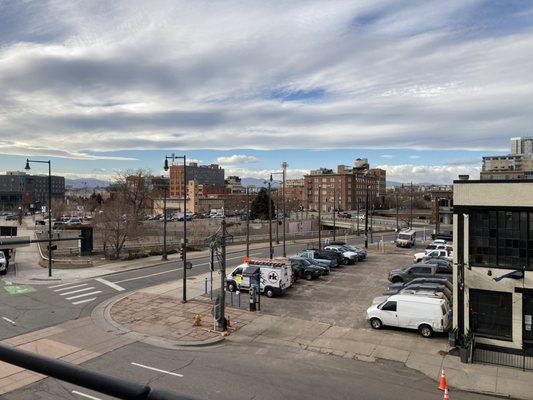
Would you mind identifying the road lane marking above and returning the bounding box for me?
[66,291,102,300]
[72,390,102,400]
[130,362,183,377]
[54,284,88,292]
[111,252,262,284]
[71,297,97,305]
[48,282,82,289]
[60,287,96,296]
[95,277,125,291]
[2,317,16,325]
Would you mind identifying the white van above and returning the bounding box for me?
[226,257,292,298]
[395,229,416,248]
[366,294,450,337]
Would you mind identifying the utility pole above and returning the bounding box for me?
[318,185,322,249]
[246,186,250,257]
[364,184,369,249]
[332,186,336,241]
[268,175,273,259]
[410,181,413,229]
[435,196,440,237]
[357,201,360,236]
[162,184,168,260]
[282,161,287,258]
[395,191,399,231]
[218,217,227,331]
[275,189,279,244]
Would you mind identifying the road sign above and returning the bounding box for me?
[4,285,36,295]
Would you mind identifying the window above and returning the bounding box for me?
[381,301,397,311]
[436,265,451,274]
[232,267,243,276]
[469,289,512,340]
[469,210,530,269]
[410,266,431,274]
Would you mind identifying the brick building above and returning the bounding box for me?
[0,171,65,210]
[169,163,224,197]
[304,159,386,212]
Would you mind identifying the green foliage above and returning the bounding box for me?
[250,187,276,220]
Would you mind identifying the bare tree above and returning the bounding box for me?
[113,169,154,220]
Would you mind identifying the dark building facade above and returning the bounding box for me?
[169,163,224,197]
[0,172,65,210]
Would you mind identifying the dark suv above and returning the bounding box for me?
[290,258,324,280]
[388,264,452,283]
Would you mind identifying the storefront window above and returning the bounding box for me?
[469,289,512,341]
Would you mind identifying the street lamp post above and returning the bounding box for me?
[268,175,273,259]
[364,184,369,249]
[271,163,287,257]
[246,186,250,257]
[396,191,399,231]
[332,186,336,241]
[164,154,188,303]
[275,189,279,244]
[318,185,322,250]
[25,159,53,277]
[410,182,413,229]
[161,183,168,261]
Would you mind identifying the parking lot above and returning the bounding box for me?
[253,246,417,329]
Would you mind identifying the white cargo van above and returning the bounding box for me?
[366,294,450,337]
[226,257,292,298]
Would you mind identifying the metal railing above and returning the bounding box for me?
[0,342,193,400]
[473,343,533,371]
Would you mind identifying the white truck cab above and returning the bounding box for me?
[414,249,452,263]
[226,257,292,298]
[366,294,450,337]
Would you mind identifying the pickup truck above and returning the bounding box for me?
[388,263,452,283]
[414,249,452,263]
[297,250,338,268]
[323,245,358,264]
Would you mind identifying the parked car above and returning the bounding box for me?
[366,294,450,337]
[395,229,417,248]
[323,245,358,265]
[383,283,452,302]
[66,217,82,225]
[388,263,452,283]
[388,277,453,292]
[289,258,324,280]
[0,251,7,275]
[290,256,330,276]
[317,249,344,267]
[327,241,366,260]
[422,258,452,268]
[52,221,65,229]
[35,220,46,226]
[297,250,338,268]
[337,212,351,218]
[414,249,452,263]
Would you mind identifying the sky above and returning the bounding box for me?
[1,0,532,184]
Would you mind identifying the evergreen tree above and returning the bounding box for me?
[250,187,276,220]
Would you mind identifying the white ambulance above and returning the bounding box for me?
[226,257,292,298]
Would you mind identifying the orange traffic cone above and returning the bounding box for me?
[438,368,447,391]
[442,387,450,400]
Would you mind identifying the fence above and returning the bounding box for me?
[473,343,533,371]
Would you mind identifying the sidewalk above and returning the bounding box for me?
[98,279,533,400]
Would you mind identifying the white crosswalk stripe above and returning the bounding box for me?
[54,284,88,292]
[71,298,98,305]
[66,291,102,300]
[59,287,96,296]
[48,280,112,306]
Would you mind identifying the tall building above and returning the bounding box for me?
[510,136,533,155]
[0,172,65,210]
[481,137,533,180]
[452,177,533,368]
[169,162,224,197]
[304,159,386,212]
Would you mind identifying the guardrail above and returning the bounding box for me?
[0,342,193,400]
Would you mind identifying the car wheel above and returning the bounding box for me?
[418,324,433,338]
[264,287,275,298]
[305,272,313,281]
[391,276,403,283]
[370,318,383,330]
[227,281,237,292]
[0,269,6,276]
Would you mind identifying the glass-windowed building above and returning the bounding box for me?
[453,178,533,368]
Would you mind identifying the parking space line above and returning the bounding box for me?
[72,390,102,400]
[130,362,183,377]
[95,277,125,291]
[66,291,102,300]
[71,297,97,305]
[60,287,96,296]
[2,317,16,325]
[54,284,88,292]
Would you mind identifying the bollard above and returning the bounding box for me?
[204,277,208,294]
[230,291,234,306]
[237,291,241,307]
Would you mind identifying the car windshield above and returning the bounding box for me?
[398,233,412,240]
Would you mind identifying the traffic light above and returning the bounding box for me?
[179,246,184,259]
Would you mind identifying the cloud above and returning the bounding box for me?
[0,141,137,160]
[378,164,481,184]
[215,154,260,165]
[223,167,309,180]
[380,154,394,158]
[408,155,421,159]
[0,1,532,157]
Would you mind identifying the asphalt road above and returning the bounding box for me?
[5,340,495,400]
[0,234,397,340]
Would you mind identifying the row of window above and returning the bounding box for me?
[469,210,533,269]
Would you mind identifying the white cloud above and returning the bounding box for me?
[381,154,394,158]
[0,1,531,158]
[408,155,421,159]
[378,164,481,184]
[215,154,260,165]
[223,167,309,180]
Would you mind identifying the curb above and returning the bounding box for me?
[91,291,225,349]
